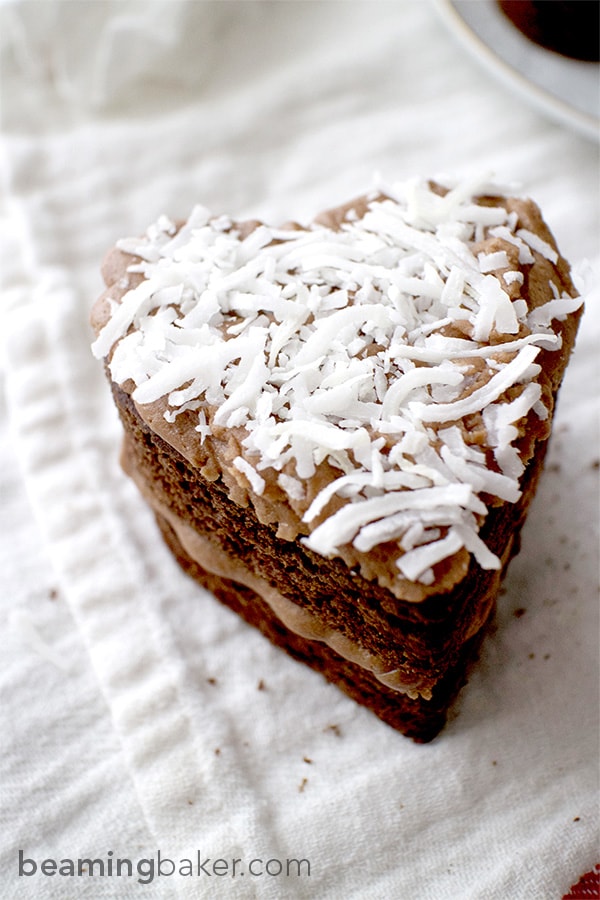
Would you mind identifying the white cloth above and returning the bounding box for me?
[1,2,598,897]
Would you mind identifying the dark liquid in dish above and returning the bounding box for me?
[498,0,600,62]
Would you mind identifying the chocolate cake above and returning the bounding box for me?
[91,177,583,741]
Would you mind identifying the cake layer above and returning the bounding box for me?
[116,379,547,703]
[153,509,493,742]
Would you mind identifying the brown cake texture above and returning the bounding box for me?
[91,177,583,741]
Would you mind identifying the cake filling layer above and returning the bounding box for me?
[122,444,512,700]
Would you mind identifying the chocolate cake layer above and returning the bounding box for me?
[153,509,494,742]
[115,379,548,711]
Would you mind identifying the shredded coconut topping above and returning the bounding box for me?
[92,176,582,586]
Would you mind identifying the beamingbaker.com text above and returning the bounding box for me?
[18,850,311,885]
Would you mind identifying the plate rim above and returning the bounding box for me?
[432,0,600,142]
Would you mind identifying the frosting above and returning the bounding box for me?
[92,176,582,590]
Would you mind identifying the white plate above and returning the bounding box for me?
[433,0,600,141]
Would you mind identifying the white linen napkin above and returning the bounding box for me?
[1,2,598,897]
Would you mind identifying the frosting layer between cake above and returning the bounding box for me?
[123,441,510,699]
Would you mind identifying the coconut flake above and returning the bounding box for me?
[396,529,465,581]
[303,484,479,556]
[440,446,521,503]
[517,228,558,264]
[478,251,509,273]
[410,343,541,422]
[381,363,464,417]
[195,410,211,443]
[233,457,265,495]
[504,271,524,286]
[453,524,501,570]
[528,294,583,327]
[277,473,305,501]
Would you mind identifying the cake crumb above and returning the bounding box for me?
[257,679,266,691]
[591,459,599,470]
[188,800,193,805]
[303,756,313,765]
[298,778,308,793]
[543,653,551,660]
[49,588,58,600]
[207,677,217,685]
[324,724,342,737]
[513,607,526,618]
[573,816,580,822]
[214,748,221,756]
[528,652,535,659]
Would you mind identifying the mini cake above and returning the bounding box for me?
[91,176,582,741]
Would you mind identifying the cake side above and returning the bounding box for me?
[153,509,495,743]
[114,379,551,703]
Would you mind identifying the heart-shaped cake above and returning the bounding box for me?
[91,175,583,740]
